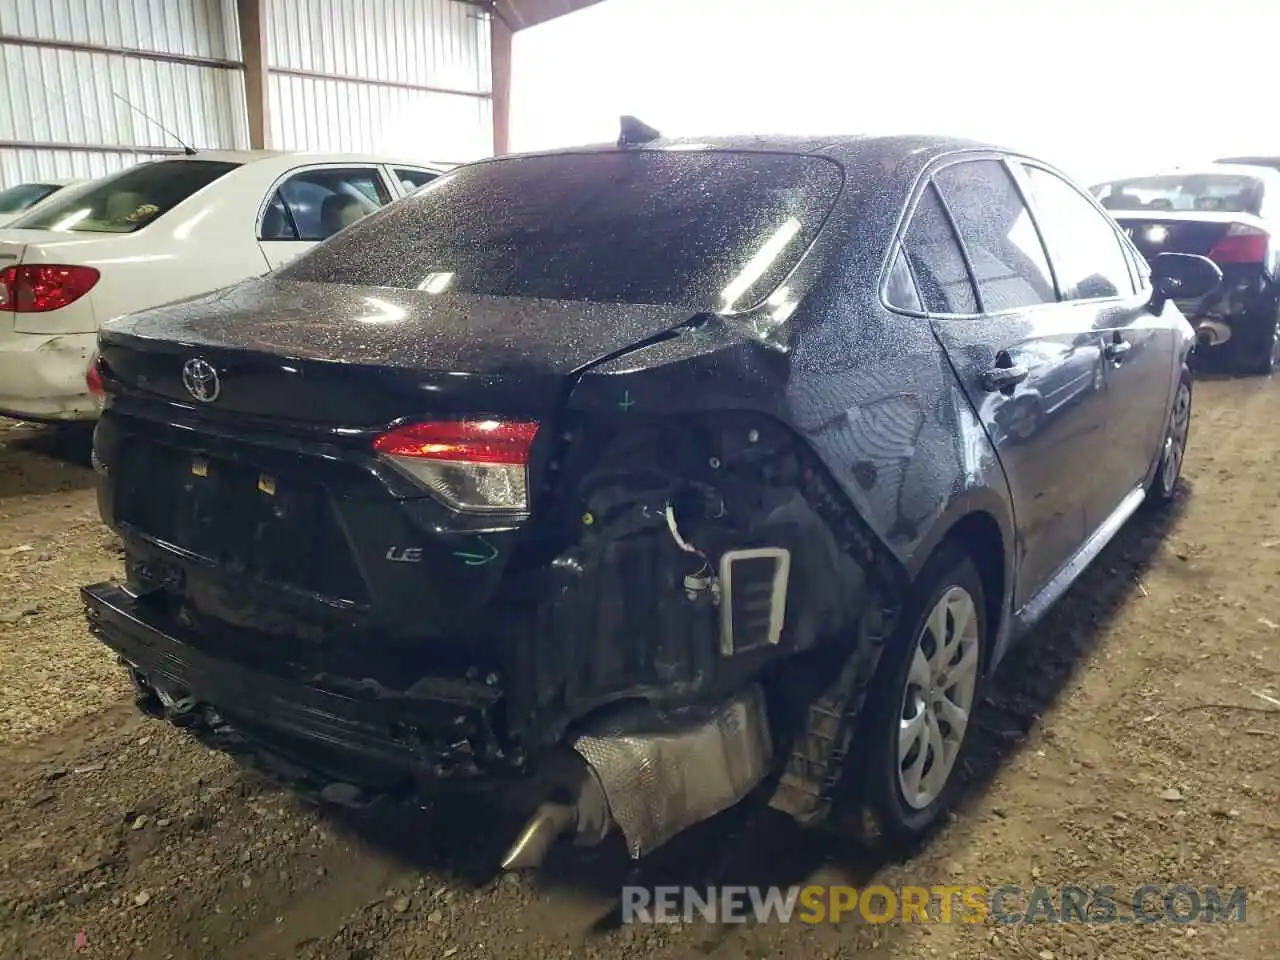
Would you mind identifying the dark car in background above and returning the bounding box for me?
[1093,165,1280,373]
[81,133,1218,872]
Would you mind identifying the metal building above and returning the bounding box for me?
[0,0,602,184]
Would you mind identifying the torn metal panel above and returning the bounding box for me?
[571,684,773,859]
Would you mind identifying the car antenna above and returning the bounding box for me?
[112,91,197,156]
[617,115,661,149]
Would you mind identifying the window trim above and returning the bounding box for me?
[879,149,1148,320]
[255,162,398,242]
[884,240,925,314]
[881,149,1061,320]
[1015,159,1147,305]
[1002,160,1066,301]
[930,179,987,315]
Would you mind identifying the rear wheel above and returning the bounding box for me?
[856,544,987,840]
[1149,372,1191,505]
[1238,311,1280,375]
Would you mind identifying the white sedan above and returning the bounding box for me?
[0,151,445,421]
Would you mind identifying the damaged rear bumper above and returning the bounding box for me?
[83,580,778,865]
[0,330,99,421]
[82,581,508,797]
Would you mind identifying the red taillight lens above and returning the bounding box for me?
[0,264,100,312]
[86,352,106,404]
[1208,224,1269,264]
[373,420,539,514]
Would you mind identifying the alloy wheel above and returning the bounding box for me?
[897,585,980,810]
[1162,381,1191,494]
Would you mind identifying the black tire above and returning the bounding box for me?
[854,542,988,841]
[1148,370,1192,505]
[1237,311,1280,375]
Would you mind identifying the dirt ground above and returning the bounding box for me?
[0,377,1277,960]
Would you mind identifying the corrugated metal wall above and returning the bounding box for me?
[0,0,249,184]
[266,0,491,166]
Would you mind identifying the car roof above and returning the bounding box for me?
[1216,154,1280,165]
[154,150,452,171]
[3,177,78,187]
[1097,163,1280,187]
[485,132,1013,167]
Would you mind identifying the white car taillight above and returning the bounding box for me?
[0,264,100,312]
[373,420,539,515]
[86,351,107,406]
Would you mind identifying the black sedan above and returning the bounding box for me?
[1094,165,1280,373]
[81,129,1218,871]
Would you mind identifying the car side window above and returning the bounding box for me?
[884,242,923,312]
[264,167,391,242]
[260,191,298,240]
[934,160,1057,312]
[1019,165,1135,300]
[394,167,437,194]
[900,184,978,315]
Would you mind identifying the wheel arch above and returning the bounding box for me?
[907,490,1014,670]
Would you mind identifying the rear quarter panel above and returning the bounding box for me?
[567,144,1017,594]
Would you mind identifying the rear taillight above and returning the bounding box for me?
[1208,223,1270,264]
[86,352,106,405]
[373,420,539,514]
[0,264,100,312]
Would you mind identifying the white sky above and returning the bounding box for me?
[511,0,1278,186]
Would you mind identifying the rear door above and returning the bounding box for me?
[257,164,396,270]
[902,156,1106,608]
[1016,162,1174,522]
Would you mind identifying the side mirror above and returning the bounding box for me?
[1149,252,1222,312]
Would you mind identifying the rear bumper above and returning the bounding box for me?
[0,330,98,420]
[82,581,511,794]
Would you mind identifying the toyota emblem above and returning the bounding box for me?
[181,358,220,403]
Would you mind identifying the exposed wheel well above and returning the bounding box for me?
[939,511,1005,662]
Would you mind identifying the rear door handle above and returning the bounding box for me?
[980,365,1029,392]
[1105,339,1132,360]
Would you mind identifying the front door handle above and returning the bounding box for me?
[1105,339,1132,361]
[980,364,1029,392]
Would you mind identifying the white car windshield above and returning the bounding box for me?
[10,159,239,233]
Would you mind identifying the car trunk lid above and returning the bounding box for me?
[98,277,697,425]
[1113,209,1269,260]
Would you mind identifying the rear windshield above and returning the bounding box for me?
[0,183,61,214]
[1093,173,1264,216]
[10,160,239,233]
[279,150,844,312]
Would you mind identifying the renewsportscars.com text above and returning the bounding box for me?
[621,884,1248,925]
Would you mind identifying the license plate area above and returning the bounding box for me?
[115,439,365,602]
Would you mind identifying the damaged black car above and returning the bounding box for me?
[82,132,1220,870]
